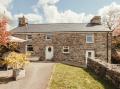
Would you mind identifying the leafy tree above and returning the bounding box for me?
[0,18,10,57]
[0,18,10,46]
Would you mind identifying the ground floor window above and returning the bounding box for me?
[86,50,95,59]
[85,50,95,65]
[62,46,69,53]
[26,45,33,51]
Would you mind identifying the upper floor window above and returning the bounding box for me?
[62,46,69,54]
[86,34,94,43]
[46,33,52,40]
[27,35,32,40]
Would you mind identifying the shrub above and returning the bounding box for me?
[1,52,30,69]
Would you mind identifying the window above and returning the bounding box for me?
[85,50,95,65]
[27,35,32,40]
[46,33,52,40]
[86,50,95,59]
[86,34,94,43]
[63,46,69,53]
[48,47,52,52]
[88,52,92,58]
[26,45,33,51]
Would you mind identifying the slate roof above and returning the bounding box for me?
[10,23,111,33]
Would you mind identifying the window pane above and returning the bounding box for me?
[27,45,33,51]
[87,37,92,42]
[86,34,93,43]
[64,49,69,52]
[88,52,92,57]
[48,47,52,52]
[63,46,69,53]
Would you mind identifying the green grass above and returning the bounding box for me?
[49,63,115,89]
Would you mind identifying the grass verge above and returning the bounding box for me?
[49,63,116,89]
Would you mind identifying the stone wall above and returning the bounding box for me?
[87,58,120,89]
[12,32,111,65]
[13,34,26,53]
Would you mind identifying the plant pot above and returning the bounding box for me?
[13,69,25,80]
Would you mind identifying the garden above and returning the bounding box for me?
[0,18,30,80]
[49,63,116,89]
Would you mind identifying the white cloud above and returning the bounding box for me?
[38,0,59,5]
[0,0,13,20]
[98,2,120,17]
[37,0,93,23]
[0,0,14,30]
[0,0,12,7]
[33,8,39,14]
[14,13,43,24]
[13,1,120,26]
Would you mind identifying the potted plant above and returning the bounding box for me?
[1,52,30,80]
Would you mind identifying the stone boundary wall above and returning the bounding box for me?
[87,58,120,89]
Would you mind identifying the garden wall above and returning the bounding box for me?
[87,58,120,89]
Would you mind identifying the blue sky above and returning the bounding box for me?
[57,0,120,14]
[1,0,120,28]
[11,0,120,15]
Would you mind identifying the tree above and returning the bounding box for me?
[101,7,120,63]
[102,8,120,31]
[102,7,120,63]
[0,18,10,46]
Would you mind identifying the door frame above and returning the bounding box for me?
[85,50,95,65]
[45,46,54,60]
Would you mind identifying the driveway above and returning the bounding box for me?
[0,62,54,89]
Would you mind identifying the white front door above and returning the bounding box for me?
[86,50,95,65]
[45,46,54,60]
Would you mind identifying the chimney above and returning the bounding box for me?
[90,16,101,25]
[18,16,28,27]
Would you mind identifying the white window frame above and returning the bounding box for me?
[46,33,52,40]
[26,35,32,40]
[85,50,95,65]
[62,46,70,54]
[86,34,94,43]
[26,45,33,52]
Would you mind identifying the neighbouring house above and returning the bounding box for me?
[10,16,112,65]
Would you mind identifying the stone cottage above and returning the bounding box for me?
[10,16,112,65]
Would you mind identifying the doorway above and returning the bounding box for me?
[45,46,54,60]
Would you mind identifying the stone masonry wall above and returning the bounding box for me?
[13,32,111,65]
[87,58,120,89]
[13,34,26,53]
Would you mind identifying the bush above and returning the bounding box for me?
[1,52,30,69]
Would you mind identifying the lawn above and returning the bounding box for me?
[49,63,115,89]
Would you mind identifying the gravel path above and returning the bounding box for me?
[0,62,54,89]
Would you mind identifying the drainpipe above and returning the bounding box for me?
[107,32,112,63]
[106,32,109,63]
